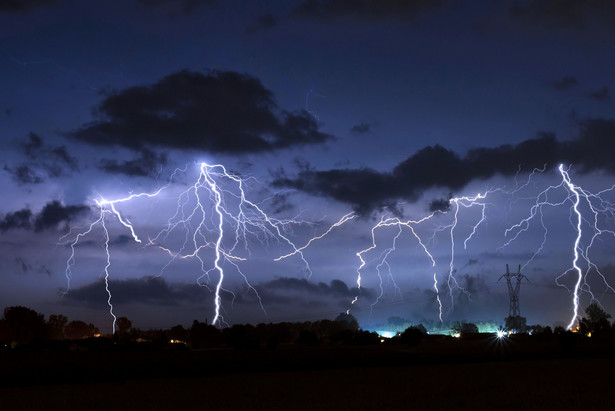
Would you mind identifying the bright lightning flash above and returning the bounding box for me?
[60,162,353,331]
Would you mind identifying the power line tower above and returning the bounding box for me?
[499,264,529,318]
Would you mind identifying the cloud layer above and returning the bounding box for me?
[275,118,615,213]
[71,70,332,155]
[0,201,89,232]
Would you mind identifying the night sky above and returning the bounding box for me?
[2,0,615,332]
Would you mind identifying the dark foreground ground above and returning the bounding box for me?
[2,334,615,410]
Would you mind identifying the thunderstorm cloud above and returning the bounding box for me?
[64,276,370,312]
[274,117,615,213]
[4,133,78,184]
[98,148,167,177]
[71,70,332,155]
[0,201,89,232]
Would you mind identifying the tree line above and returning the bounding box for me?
[1,303,613,350]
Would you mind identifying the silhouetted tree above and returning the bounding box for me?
[400,326,426,346]
[47,314,68,340]
[169,325,188,342]
[579,302,612,336]
[296,329,319,346]
[65,320,98,339]
[190,320,221,348]
[224,324,259,349]
[353,330,380,345]
[3,306,46,344]
[265,322,294,348]
[452,322,479,335]
[335,312,359,331]
[0,319,8,344]
[116,316,132,339]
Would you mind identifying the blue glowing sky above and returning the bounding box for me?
[1,0,615,331]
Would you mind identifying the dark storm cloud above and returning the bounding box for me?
[0,209,33,231]
[71,70,332,154]
[551,76,578,91]
[3,164,43,184]
[63,276,206,307]
[136,0,213,14]
[292,0,448,22]
[263,277,361,298]
[275,118,615,213]
[586,86,610,102]
[246,14,277,33]
[510,0,615,31]
[64,276,371,312]
[0,0,64,13]
[33,201,89,231]
[5,133,78,184]
[21,133,78,168]
[0,201,89,232]
[350,122,371,134]
[234,277,372,308]
[428,195,452,213]
[99,148,167,177]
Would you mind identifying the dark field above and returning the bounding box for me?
[2,335,615,410]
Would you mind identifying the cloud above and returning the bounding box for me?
[0,201,89,232]
[292,0,448,22]
[99,148,167,177]
[63,276,207,307]
[428,196,452,212]
[4,133,78,184]
[274,117,615,213]
[33,201,90,231]
[510,0,615,32]
[136,0,213,15]
[71,70,332,154]
[63,275,367,310]
[586,86,610,101]
[0,0,64,13]
[0,209,33,231]
[246,14,277,33]
[551,76,578,91]
[22,133,78,168]
[350,122,371,134]
[233,277,373,309]
[3,164,43,184]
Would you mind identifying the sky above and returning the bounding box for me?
[1,0,615,333]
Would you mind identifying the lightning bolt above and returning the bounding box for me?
[501,164,615,329]
[61,161,355,330]
[559,164,583,329]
